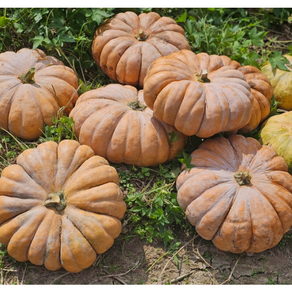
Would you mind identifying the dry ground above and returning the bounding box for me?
[1,227,292,285]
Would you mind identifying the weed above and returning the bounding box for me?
[267,277,277,284]
[183,255,190,266]
[119,162,194,252]
[251,268,266,278]
[202,251,213,261]
[38,113,77,144]
[278,233,292,250]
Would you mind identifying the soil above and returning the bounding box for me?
[2,227,292,285]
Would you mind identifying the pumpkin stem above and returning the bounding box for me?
[196,69,211,83]
[234,170,251,186]
[127,100,147,111]
[44,191,66,212]
[135,29,148,41]
[19,67,35,84]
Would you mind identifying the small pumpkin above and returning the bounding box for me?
[0,140,126,273]
[217,58,273,134]
[176,135,292,253]
[260,111,292,168]
[91,11,190,88]
[261,55,292,110]
[69,84,187,167]
[0,48,79,140]
[143,50,254,138]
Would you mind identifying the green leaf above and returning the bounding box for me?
[32,35,44,49]
[168,131,180,143]
[178,150,195,171]
[90,8,113,25]
[268,51,291,71]
[59,34,76,43]
[176,11,187,23]
[0,16,9,27]
[131,206,143,212]
[248,27,266,46]
[184,20,193,35]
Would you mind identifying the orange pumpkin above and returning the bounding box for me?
[144,50,273,137]
[0,140,126,273]
[176,135,292,253]
[220,57,273,134]
[69,84,187,167]
[143,50,254,137]
[236,66,273,133]
[92,11,190,88]
[0,48,79,140]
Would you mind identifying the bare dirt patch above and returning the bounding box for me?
[1,228,292,285]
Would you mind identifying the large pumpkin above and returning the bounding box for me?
[143,50,254,138]
[260,111,292,168]
[69,84,187,167]
[176,135,292,253]
[91,11,190,88]
[261,55,292,110]
[0,140,126,273]
[0,48,79,140]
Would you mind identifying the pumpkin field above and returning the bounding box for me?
[1,7,292,285]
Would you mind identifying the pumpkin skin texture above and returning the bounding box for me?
[91,11,191,88]
[0,140,126,273]
[261,55,292,110]
[143,50,254,138]
[176,135,292,253]
[0,48,79,140]
[69,84,187,167]
[260,111,292,168]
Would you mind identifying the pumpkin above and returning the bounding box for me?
[207,58,273,134]
[260,111,292,168]
[176,134,292,253]
[91,11,190,88]
[0,140,126,273]
[261,55,292,110]
[69,84,187,167]
[0,48,79,140]
[236,65,273,133]
[143,50,254,138]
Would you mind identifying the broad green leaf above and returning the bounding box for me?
[176,11,187,23]
[14,22,25,33]
[0,16,9,27]
[268,51,291,71]
[184,21,193,35]
[59,34,76,43]
[32,35,44,49]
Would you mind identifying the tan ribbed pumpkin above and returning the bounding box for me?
[176,135,292,253]
[92,11,190,88]
[69,84,187,167]
[0,48,79,140]
[0,140,126,273]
